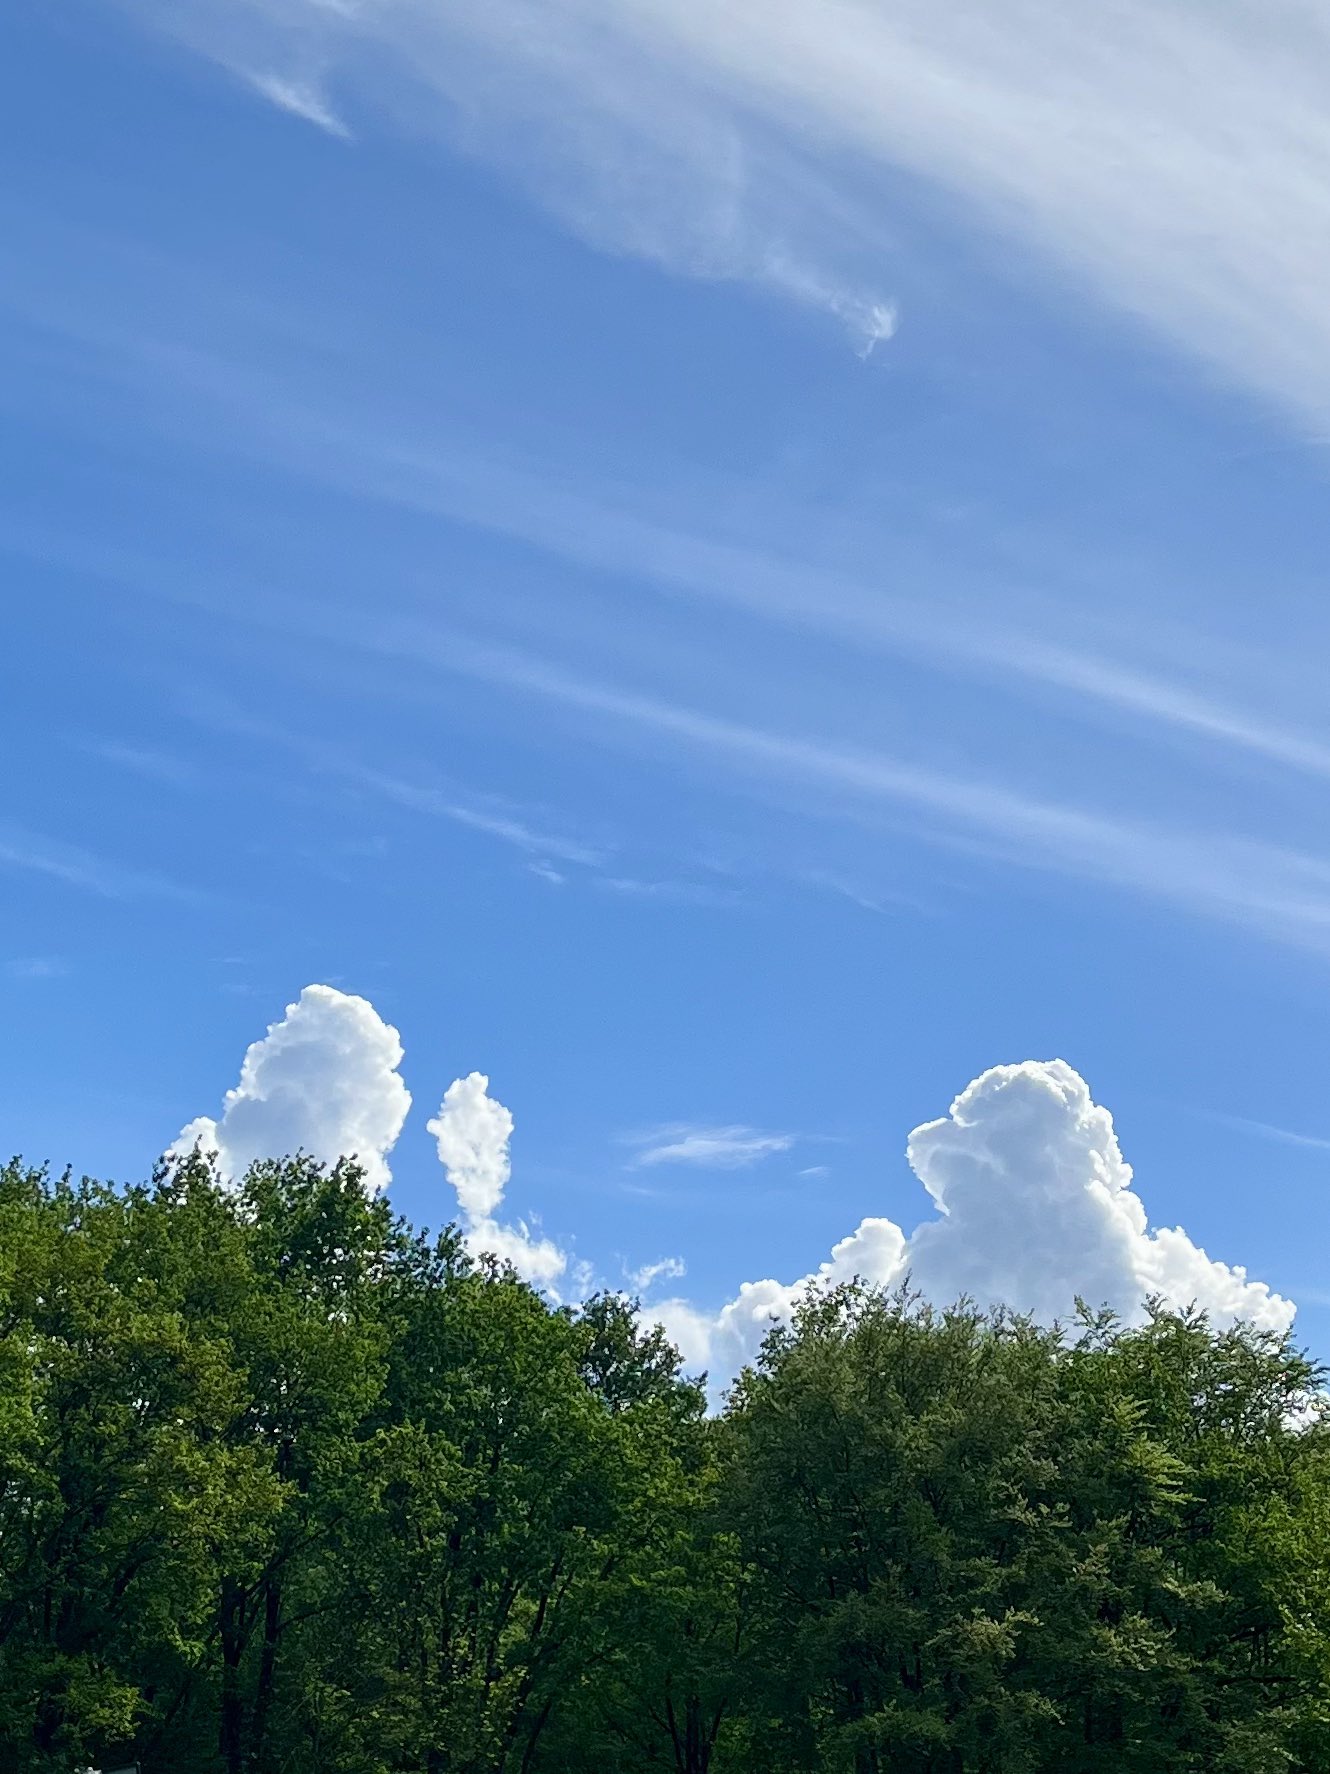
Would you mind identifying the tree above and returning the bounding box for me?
[2,1151,1328,1774]
[717,1284,1330,1774]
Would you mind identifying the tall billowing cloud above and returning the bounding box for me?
[651,1060,1293,1383]
[428,1072,568,1288]
[170,984,411,1192]
[902,1061,1287,1330]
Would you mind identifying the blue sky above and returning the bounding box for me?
[6,0,1330,1373]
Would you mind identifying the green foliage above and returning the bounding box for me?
[0,1154,1327,1773]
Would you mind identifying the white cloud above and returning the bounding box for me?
[428,1072,568,1288]
[4,957,69,980]
[182,700,609,870]
[169,983,411,1191]
[124,0,1330,416]
[86,739,196,784]
[648,1059,1293,1385]
[596,876,740,906]
[119,0,895,349]
[627,1124,794,1169]
[168,991,1292,1387]
[158,398,1330,809]
[628,1255,687,1293]
[428,1072,513,1219]
[245,70,352,138]
[0,821,195,901]
[408,647,1330,957]
[1206,1113,1330,1154]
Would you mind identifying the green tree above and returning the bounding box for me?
[3,1149,1329,1774]
[717,1284,1330,1774]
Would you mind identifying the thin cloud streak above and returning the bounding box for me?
[19,484,1330,955]
[13,333,1330,950]
[84,739,197,785]
[122,362,1330,795]
[1208,1112,1330,1155]
[5,957,71,980]
[182,694,609,869]
[358,768,607,868]
[244,71,352,139]
[346,431,1330,787]
[0,822,197,901]
[626,1125,795,1169]
[382,635,1330,955]
[13,324,1330,800]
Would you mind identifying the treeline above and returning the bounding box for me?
[2,1155,1329,1773]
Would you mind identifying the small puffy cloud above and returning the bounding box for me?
[169,984,410,1192]
[628,1255,687,1293]
[853,301,899,359]
[649,1060,1293,1385]
[527,861,566,887]
[627,1124,794,1169]
[428,1072,568,1290]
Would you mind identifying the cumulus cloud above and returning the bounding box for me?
[649,1060,1293,1385]
[627,1124,794,1169]
[169,984,411,1191]
[428,1072,568,1288]
[169,996,1292,1391]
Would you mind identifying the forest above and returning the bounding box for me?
[3,1151,1329,1773]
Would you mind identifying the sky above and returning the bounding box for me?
[6,0,1330,1382]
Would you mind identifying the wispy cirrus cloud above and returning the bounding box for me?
[5,956,71,980]
[41,339,1330,802]
[17,267,1330,958]
[360,767,606,868]
[596,875,739,907]
[244,71,352,139]
[82,738,197,785]
[181,694,609,870]
[63,501,1330,956]
[117,0,900,352]
[119,0,1330,417]
[375,638,1330,957]
[22,469,1330,955]
[14,298,1330,815]
[0,822,196,900]
[625,1124,795,1170]
[1204,1113,1330,1155]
